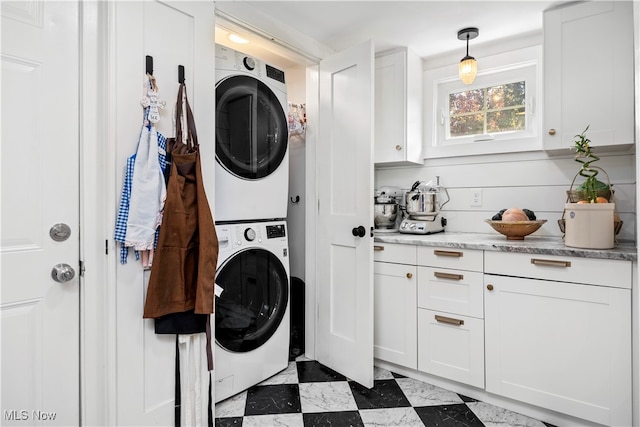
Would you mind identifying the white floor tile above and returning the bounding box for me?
[359,407,424,427]
[259,361,299,385]
[467,401,548,427]
[373,366,394,380]
[215,390,247,418]
[396,377,464,407]
[298,381,358,413]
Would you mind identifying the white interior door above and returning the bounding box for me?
[1,2,80,425]
[316,40,374,388]
[112,1,216,424]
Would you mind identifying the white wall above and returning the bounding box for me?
[286,65,307,281]
[375,150,636,243]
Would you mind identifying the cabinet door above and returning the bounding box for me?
[418,309,484,389]
[543,1,634,151]
[374,48,422,165]
[484,274,631,426]
[373,261,417,369]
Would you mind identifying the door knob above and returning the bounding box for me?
[51,263,75,283]
[352,225,366,238]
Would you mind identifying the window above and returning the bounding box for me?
[449,81,526,138]
[424,45,542,158]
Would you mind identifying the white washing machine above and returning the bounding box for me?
[215,44,289,222]
[214,220,290,402]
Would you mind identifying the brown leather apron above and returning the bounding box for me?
[143,83,218,319]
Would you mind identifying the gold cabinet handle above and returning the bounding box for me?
[548,128,556,135]
[531,258,571,268]
[434,250,463,258]
[434,271,463,280]
[395,145,402,151]
[435,315,464,326]
[373,245,385,251]
[487,284,494,291]
[406,272,413,279]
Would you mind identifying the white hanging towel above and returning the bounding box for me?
[125,125,167,250]
[178,334,210,426]
[125,75,167,251]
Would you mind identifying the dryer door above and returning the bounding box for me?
[215,248,289,352]
[216,75,288,180]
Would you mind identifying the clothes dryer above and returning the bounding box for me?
[215,45,289,222]
[214,220,290,402]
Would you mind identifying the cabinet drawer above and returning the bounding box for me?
[418,308,484,389]
[374,242,416,264]
[417,267,483,318]
[417,246,483,271]
[484,251,631,289]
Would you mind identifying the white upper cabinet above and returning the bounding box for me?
[374,48,423,165]
[543,1,635,151]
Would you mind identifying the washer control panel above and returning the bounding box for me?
[266,224,286,239]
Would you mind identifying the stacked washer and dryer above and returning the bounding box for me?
[213,45,291,403]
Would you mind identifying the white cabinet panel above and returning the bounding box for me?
[484,274,632,426]
[485,251,631,289]
[417,308,484,389]
[417,267,483,318]
[374,261,417,369]
[417,246,483,272]
[543,1,634,151]
[374,48,422,165]
[373,242,417,264]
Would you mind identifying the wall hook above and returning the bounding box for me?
[146,55,153,75]
[290,195,300,204]
[178,65,185,84]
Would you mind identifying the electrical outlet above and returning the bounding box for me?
[471,188,482,207]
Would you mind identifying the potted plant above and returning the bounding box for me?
[561,126,619,249]
[567,125,611,203]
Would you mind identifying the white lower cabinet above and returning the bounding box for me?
[484,252,632,427]
[416,247,485,388]
[373,243,417,369]
[417,308,484,388]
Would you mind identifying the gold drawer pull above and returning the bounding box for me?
[531,258,571,268]
[434,271,463,280]
[435,315,464,326]
[406,273,413,279]
[374,245,385,251]
[434,250,463,258]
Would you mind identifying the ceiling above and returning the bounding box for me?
[215,1,570,68]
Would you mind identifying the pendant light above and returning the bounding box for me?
[458,27,479,85]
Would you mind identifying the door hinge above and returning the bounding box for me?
[79,260,86,277]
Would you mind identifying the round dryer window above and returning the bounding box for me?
[216,75,288,180]
[215,248,289,353]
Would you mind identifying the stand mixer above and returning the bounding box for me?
[399,177,449,234]
[373,186,403,232]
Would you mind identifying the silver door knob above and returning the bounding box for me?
[51,263,75,283]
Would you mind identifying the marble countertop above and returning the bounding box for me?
[374,231,637,261]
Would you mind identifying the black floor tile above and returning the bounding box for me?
[244,384,301,416]
[303,410,364,426]
[414,404,485,427]
[457,394,478,403]
[215,417,242,427]
[349,379,411,410]
[297,360,347,383]
[543,422,558,427]
[391,371,407,379]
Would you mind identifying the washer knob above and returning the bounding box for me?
[243,57,256,71]
[244,228,256,241]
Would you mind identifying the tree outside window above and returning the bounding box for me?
[449,81,526,138]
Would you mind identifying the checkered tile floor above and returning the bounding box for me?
[215,358,556,427]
